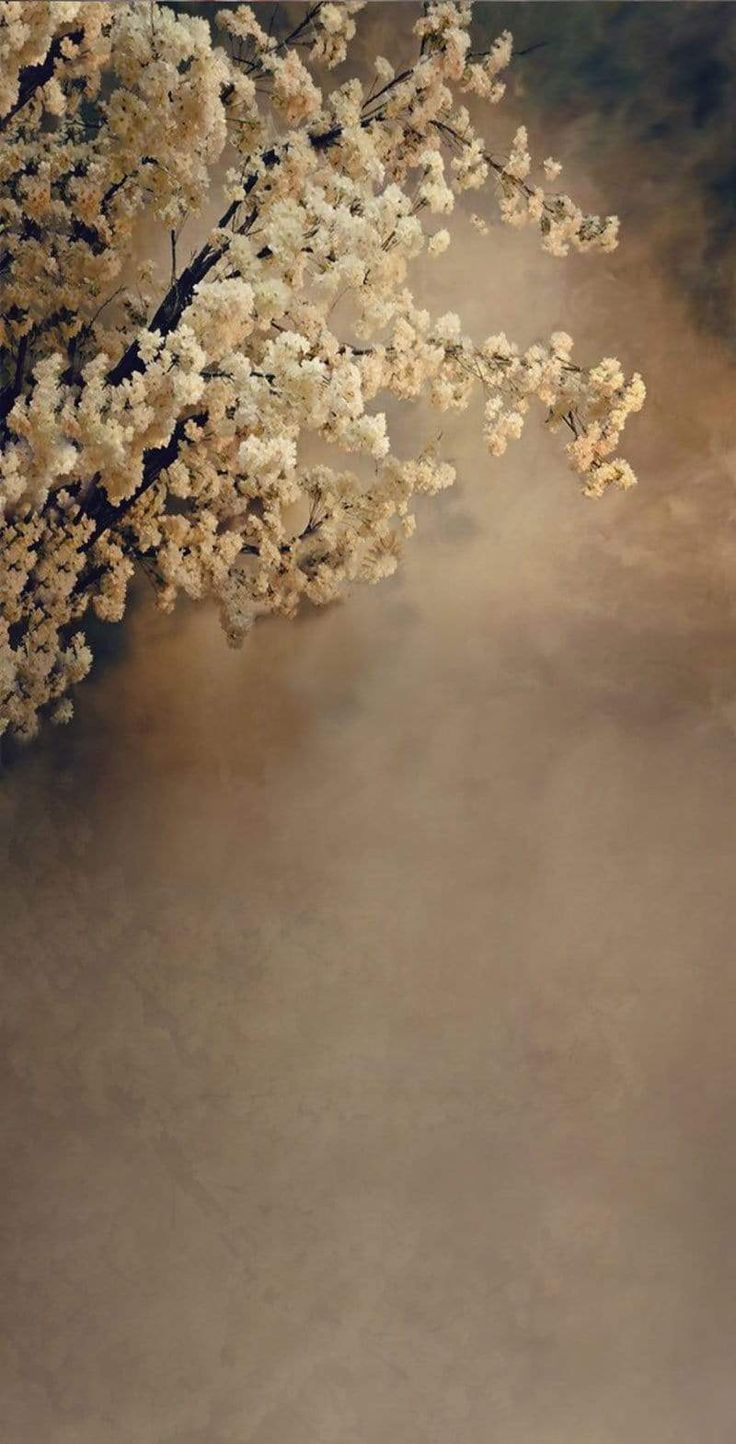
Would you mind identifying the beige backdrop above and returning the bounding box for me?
[2,7,736,1442]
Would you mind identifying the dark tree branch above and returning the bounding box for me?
[0,28,83,133]
[82,411,209,539]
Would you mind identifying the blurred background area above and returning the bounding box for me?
[2,6,736,1443]
[479,0,736,348]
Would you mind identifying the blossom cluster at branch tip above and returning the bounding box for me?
[0,0,643,741]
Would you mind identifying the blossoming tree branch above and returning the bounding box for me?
[0,0,645,742]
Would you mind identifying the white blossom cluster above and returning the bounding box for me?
[0,0,644,742]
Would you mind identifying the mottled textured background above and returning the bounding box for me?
[3,5,736,1441]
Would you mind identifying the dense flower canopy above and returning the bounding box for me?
[0,0,645,742]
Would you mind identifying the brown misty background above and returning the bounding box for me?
[2,5,736,1441]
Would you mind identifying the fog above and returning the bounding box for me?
[2,6,736,1441]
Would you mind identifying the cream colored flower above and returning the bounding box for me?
[0,0,643,742]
